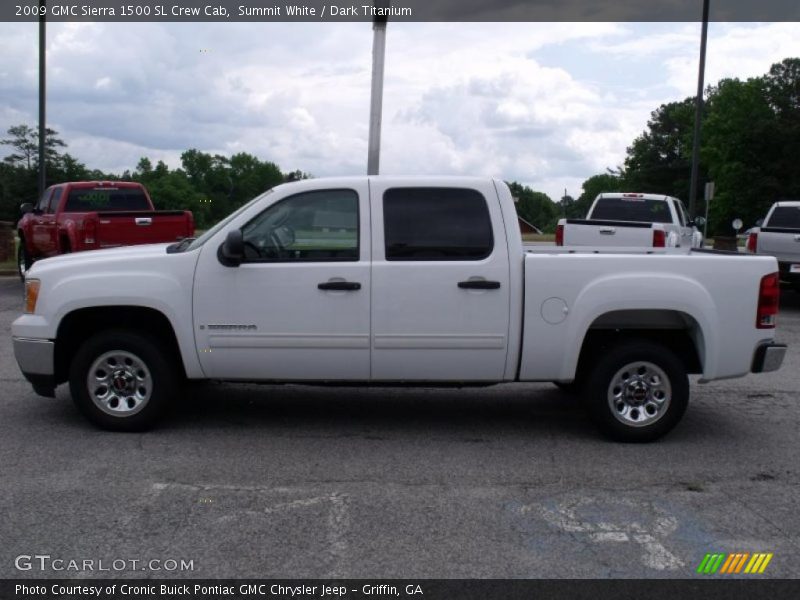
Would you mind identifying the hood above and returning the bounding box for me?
[28,243,173,277]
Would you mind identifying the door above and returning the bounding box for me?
[193,184,371,380]
[31,187,58,256]
[370,181,511,381]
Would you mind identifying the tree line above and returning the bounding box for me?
[1,57,797,234]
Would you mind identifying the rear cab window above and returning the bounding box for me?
[382,187,494,261]
[64,187,151,212]
[590,196,672,224]
[766,206,800,229]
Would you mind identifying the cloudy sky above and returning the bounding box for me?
[0,21,798,201]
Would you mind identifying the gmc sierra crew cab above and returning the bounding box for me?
[746,201,800,291]
[16,181,195,279]
[12,177,786,441]
[556,193,704,248]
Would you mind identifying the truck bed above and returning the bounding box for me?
[519,248,779,383]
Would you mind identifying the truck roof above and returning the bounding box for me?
[596,193,676,202]
[55,181,146,189]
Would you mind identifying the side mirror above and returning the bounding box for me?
[693,216,706,227]
[20,203,33,215]
[756,218,764,227]
[218,229,244,267]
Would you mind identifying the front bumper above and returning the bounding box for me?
[751,342,787,373]
[12,336,56,397]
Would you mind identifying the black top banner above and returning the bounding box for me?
[4,0,800,23]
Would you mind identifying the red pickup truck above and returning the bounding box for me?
[16,181,194,278]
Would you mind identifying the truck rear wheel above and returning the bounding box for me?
[69,330,176,431]
[583,340,689,442]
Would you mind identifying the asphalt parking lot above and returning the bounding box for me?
[1,275,798,579]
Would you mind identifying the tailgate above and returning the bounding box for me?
[563,219,655,246]
[758,228,800,263]
[95,211,192,247]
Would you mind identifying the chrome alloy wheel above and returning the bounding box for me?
[87,350,152,416]
[607,361,671,427]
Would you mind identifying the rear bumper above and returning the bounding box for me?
[751,342,787,373]
[13,336,56,397]
[778,262,800,284]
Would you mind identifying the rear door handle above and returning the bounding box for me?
[599,228,616,235]
[318,281,361,291]
[458,280,501,290]
[135,217,152,226]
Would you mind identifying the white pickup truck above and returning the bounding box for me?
[746,201,800,291]
[556,193,704,248]
[12,177,786,442]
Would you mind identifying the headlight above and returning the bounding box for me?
[24,279,40,314]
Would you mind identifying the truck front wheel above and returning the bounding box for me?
[69,330,176,431]
[584,340,689,442]
[18,242,32,280]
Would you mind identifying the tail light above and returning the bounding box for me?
[187,211,195,236]
[652,229,666,247]
[555,224,564,246]
[756,272,780,329]
[84,219,97,245]
[746,232,758,253]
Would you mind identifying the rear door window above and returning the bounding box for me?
[383,187,493,261]
[64,188,151,212]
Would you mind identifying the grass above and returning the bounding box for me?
[0,236,18,272]
[522,233,556,242]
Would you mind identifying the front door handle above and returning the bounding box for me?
[458,280,501,290]
[318,281,361,291]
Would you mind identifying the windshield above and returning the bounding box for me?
[184,190,274,252]
[766,206,800,229]
[590,197,672,224]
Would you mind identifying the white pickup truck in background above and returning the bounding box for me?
[556,193,704,248]
[12,177,786,442]
[746,201,800,291]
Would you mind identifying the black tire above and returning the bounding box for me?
[69,329,176,431]
[17,240,32,281]
[583,340,689,442]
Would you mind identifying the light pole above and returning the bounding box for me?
[688,0,710,219]
[38,0,46,198]
[367,2,389,176]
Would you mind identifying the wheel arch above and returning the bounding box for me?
[54,306,187,384]
[573,309,705,382]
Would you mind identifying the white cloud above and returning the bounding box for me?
[0,20,798,206]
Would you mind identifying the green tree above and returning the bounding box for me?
[702,77,780,235]
[571,172,627,219]
[623,98,703,201]
[507,182,558,233]
[133,157,212,227]
[1,124,66,170]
